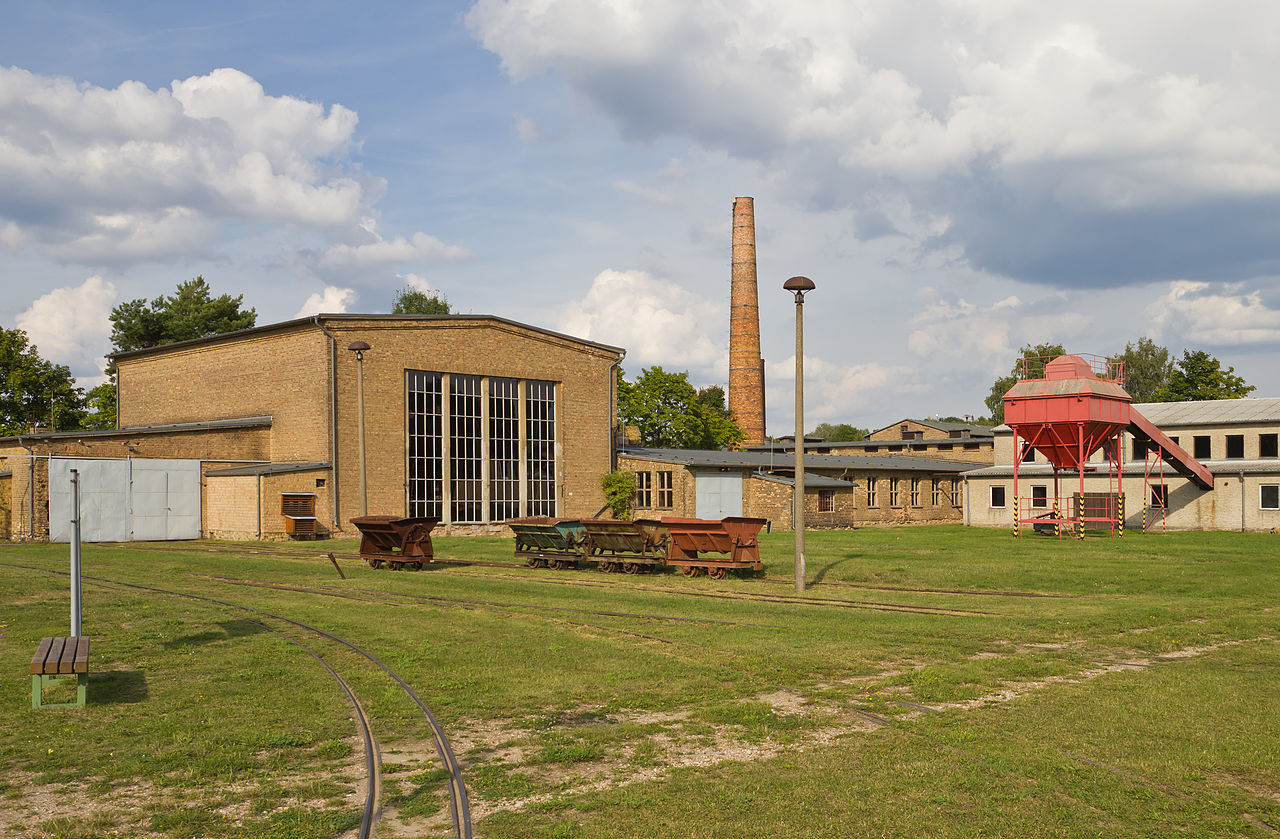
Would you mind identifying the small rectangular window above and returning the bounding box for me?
[1226,435,1244,459]
[1262,434,1279,458]
[889,477,900,507]
[1022,446,1035,463]
[1193,435,1211,459]
[1031,486,1047,508]
[937,443,952,451]
[1261,485,1279,510]
[910,477,921,507]
[952,478,962,507]
[931,478,942,505]
[634,471,652,508]
[990,486,1006,508]
[656,471,673,508]
[1169,436,1179,447]
[1151,485,1168,507]
[964,443,979,450]
[1132,438,1147,460]
[866,476,877,506]
[818,489,835,512]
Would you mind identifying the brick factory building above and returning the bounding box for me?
[0,315,623,541]
[962,397,1280,532]
[617,448,969,529]
[749,418,996,464]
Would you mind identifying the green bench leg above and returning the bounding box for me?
[32,674,87,710]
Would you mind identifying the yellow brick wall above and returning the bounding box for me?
[205,476,259,537]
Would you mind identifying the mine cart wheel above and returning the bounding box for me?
[623,562,640,575]
[682,565,701,578]
[409,561,424,571]
[365,559,380,569]
[708,566,727,580]
[527,557,541,568]
[550,559,566,571]
[599,561,615,573]
[388,562,403,571]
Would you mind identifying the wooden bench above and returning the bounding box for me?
[31,636,89,709]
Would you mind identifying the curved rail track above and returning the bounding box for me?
[0,561,471,839]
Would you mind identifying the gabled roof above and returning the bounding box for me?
[869,418,996,438]
[1134,397,1280,426]
[0,415,272,444]
[110,313,625,361]
[619,447,973,473]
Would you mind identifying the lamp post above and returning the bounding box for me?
[347,341,371,518]
[783,275,815,593]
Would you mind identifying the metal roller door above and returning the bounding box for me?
[49,458,202,542]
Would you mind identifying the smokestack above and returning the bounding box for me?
[729,196,766,446]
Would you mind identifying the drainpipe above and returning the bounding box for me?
[257,474,263,539]
[313,316,341,531]
[1240,472,1246,533]
[963,475,970,527]
[608,351,627,472]
[17,435,34,539]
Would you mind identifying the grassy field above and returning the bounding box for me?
[0,526,1277,838]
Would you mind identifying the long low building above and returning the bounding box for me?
[962,397,1280,532]
[618,448,971,529]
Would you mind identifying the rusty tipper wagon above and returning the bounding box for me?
[350,515,439,570]
[581,519,666,574]
[660,516,768,579]
[508,517,587,569]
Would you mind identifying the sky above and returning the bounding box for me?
[3,0,1279,436]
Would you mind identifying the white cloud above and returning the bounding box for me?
[0,221,23,250]
[765,355,915,430]
[296,285,357,317]
[397,273,440,294]
[557,269,724,378]
[1149,280,1280,346]
[516,116,544,142]
[321,232,470,266]
[468,1,1280,283]
[15,275,117,375]
[0,66,380,261]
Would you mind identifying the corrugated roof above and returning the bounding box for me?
[751,470,857,488]
[962,459,1280,478]
[1134,397,1280,426]
[619,448,972,473]
[0,415,272,444]
[206,461,329,477]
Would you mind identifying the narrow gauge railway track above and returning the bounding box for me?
[100,541,1065,600]
[0,562,471,839]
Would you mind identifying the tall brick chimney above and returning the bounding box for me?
[729,196,766,446]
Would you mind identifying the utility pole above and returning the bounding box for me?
[784,276,815,593]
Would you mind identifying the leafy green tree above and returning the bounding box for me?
[109,277,256,354]
[808,422,868,442]
[1152,350,1255,402]
[985,342,1066,425]
[0,327,86,436]
[599,470,637,519]
[618,367,744,449]
[392,287,451,314]
[1113,337,1173,403]
[97,277,257,424]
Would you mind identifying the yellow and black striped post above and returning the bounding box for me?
[1053,500,1060,539]
[1142,503,1147,534]
[1117,494,1124,537]
[1013,496,1020,538]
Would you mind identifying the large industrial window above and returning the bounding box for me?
[489,377,520,522]
[990,486,1006,508]
[1262,434,1279,458]
[1193,436,1211,459]
[1262,485,1279,510]
[450,374,483,523]
[634,471,652,508]
[408,372,558,522]
[889,477,900,507]
[526,380,557,516]
[1226,435,1244,459]
[866,476,877,506]
[656,471,673,508]
[407,371,443,518]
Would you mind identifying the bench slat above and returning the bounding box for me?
[47,638,67,674]
[72,638,90,674]
[30,637,54,674]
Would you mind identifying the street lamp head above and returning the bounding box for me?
[347,340,371,360]
[784,275,815,303]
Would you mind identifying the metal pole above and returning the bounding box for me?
[356,351,368,517]
[783,276,815,594]
[70,469,82,637]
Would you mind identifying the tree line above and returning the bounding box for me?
[0,278,449,436]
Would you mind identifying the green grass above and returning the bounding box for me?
[0,526,1277,836]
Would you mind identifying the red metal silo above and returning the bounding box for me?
[1002,354,1129,537]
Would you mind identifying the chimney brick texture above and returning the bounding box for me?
[729,196,766,446]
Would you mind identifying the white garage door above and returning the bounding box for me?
[48,458,202,542]
[695,472,743,519]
